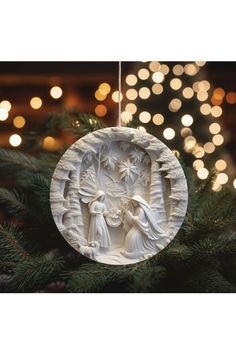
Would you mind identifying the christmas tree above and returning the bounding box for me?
[0,111,236,293]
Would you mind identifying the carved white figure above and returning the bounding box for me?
[122,196,168,259]
[88,190,111,248]
[50,127,188,265]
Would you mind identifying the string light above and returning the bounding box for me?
[212,134,224,146]
[203,142,215,154]
[139,111,151,123]
[126,89,138,100]
[126,74,138,86]
[200,103,211,115]
[211,106,222,118]
[95,90,106,101]
[30,97,42,109]
[215,160,227,171]
[139,87,151,99]
[153,113,164,125]
[193,159,204,170]
[152,83,163,95]
[9,134,22,147]
[42,136,60,151]
[152,72,164,83]
[0,100,11,111]
[216,173,228,185]
[172,64,184,76]
[13,116,25,128]
[197,168,209,179]
[112,91,123,102]
[181,114,193,127]
[163,128,175,140]
[50,86,63,99]
[182,87,194,99]
[125,103,137,114]
[170,78,182,90]
[138,68,150,80]
[209,122,221,134]
[95,104,107,117]
[0,108,8,121]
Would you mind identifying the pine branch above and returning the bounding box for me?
[128,265,167,292]
[0,223,30,263]
[0,148,39,174]
[0,188,28,218]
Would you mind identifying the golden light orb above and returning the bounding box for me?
[200,103,211,115]
[181,114,193,127]
[197,168,209,180]
[170,78,182,90]
[126,74,138,86]
[182,87,194,99]
[184,136,196,151]
[50,86,63,99]
[139,87,151,99]
[194,146,205,158]
[216,173,228,185]
[0,100,11,112]
[193,159,204,171]
[9,134,22,147]
[99,83,111,94]
[95,90,106,101]
[126,89,138,100]
[152,83,163,95]
[152,71,164,83]
[13,116,26,128]
[112,91,123,102]
[226,92,236,104]
[125,103,137,114]
[213,88,225,100]
[184,63,199,76]
[197,91,208,102]
[181,127,192,138]
[211,106,222,118]
[138,68,150,80]
[42,136,59,151]
[233,178,236,189]
[95,104,107,117]
[0,108,8,121]
[30,97,42,109]
[149,61,161,72]
[152,113,164,126]
[163,128,175,140]
[209,122,221,134]
[212,181,222,192]
[195,61,206,67]
[212,134,224,146]
[160,64,169,75]
[139,111,151,124]
[168,98,182,112]
[172,64,184,76]
[215,160,227,171]
[203,142,215,154]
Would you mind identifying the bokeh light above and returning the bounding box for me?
[13,116,26,128]
[95,90,106,101]
[203,142,215,154]
[209,122,221,134]
[42,136,59,151]
[197,168,209,179]
[211,106,222,118]
[139,111,151,123]
[182,87,194,99]
[149,62,161,72]
[125,103,137,114]
[212,134,224,146]
[233,179,236,189]
[200,103,211,115]
[138,68,150,80]
[0,100,11,111]
[181,127,192,138]
[9,134,22,147]
[139,87,151,99]
[126,89,138,100]
[95,104,107,117]
[30,97,42,109]
[152,83,163,95]
[112,91,123,102]
[170,78,182,90]
[126,74,138,86]
[0,108,8,121]
[226,92,236,104]
[173,64,184,76]
[163,128,175,140]
[197,91,208,102]
[99,83,111,94]
[121,111,133,124]
[168,98,182,112]
[50,86,63,99]
[216,173,228,185]
[181,114,193,127]
[215,159,227,171]
[152,72,164,83]
[152,113,164,125]
[193,159,204,170]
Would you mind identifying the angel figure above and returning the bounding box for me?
[122,195,168,259]
[88,190,111,248]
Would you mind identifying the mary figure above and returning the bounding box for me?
[122,195,168,259]
[88,190,111,248]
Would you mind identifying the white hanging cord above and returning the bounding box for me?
[117,61,122,127]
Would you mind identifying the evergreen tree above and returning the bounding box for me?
[0,110,236,293]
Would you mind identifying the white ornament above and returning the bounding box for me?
[50,127,188,265]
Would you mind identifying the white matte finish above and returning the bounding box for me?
[50,127,188,265]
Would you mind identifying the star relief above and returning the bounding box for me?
[118,159,138,183]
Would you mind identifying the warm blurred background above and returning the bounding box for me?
[0,61,236,191]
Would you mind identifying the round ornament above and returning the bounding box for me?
[50,127,188,265]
